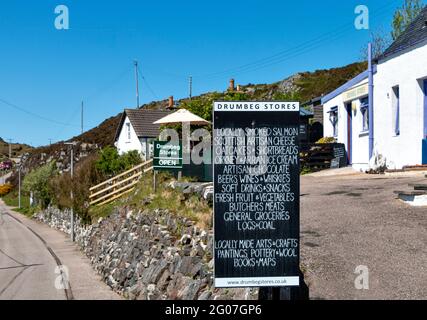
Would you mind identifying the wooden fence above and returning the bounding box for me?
[89,159,153,206]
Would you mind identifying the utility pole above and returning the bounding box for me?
[81,101,84,134]
[8,139,12,159]
[134,60,140,108]
[70,146,74,242]
[18,162,21,209]
[368,43,374,160]
[189,76,193,100]
[64,142,75,242]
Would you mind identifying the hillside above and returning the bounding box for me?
[69,61,367,146]
[0,137,33,160]
[7,61,366,185]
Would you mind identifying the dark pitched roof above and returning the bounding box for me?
[114,109,172,140]
[380,6,427,60]
[300,108,314,117]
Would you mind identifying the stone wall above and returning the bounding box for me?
[34,207,257,300]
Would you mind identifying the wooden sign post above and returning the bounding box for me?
[213,101,307,300]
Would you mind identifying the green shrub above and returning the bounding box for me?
[22,161,56,209]
[95,146,122,177]
[95,147,142,178]
[120,150,142,170]
[50,153,104,223]
[317,136,337,144]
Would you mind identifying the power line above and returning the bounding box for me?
[53,103,84,141]
[53,64,134,140]
[198,29,352,81]
[137,65,159,100]
[0,97,80,127]
[191,0,401,80]
[131,0,398,83]
[85,64,134,102]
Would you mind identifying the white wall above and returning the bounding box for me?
[348,95,370,171]
[324,40,427,170]
[139,138,156,161]
[115,116,156,161]
[116,116,143,156]
[375,40,427,169]
[323,80,370,171]
[323,94,345,142]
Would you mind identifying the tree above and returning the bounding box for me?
[95,146,142,177]
[22,161,57,209]
[95,146,122,177]
[50,153,105,222]
[392,0,424,40]
[360,29,392,60]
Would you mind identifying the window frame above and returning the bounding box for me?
[328,107,339,137]
[126,122,131,141]
[360,97,369,133]
[392,86,400,137]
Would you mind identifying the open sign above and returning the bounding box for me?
[153,141,183,171]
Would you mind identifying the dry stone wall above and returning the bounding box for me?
[34,207,257,300]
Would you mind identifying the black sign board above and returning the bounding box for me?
[213,102,300,288]
[331,144,347,169]
[153,141,183,171]
[299,124,307,140]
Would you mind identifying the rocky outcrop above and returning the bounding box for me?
[6,141,99,187]
[168,181,213,204]
[34,207,257,300]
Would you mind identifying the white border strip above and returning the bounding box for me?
[215,276,300,288]
[214,101,299,112]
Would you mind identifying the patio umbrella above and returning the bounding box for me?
[153,109,211,125]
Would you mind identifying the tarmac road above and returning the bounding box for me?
[0,207,65,299]
[0,200,121,300]
[300,172,427,300]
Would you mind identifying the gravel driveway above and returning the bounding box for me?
[300,172,427,300]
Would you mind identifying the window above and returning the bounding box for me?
[392,86,400,136]
[328,107,338,137]
[424,80,427,138]
[360,97,369,132]
[126,123,131,140]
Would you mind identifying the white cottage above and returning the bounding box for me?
[114,109,171,160]
[323,6,427,171]
[322,69,375,171]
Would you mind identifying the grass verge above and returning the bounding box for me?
[94,172,213,229]
[1,190,39,217]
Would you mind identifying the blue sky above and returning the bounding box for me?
[0,0,409,146]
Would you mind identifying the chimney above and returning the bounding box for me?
[168,96,174,109]
[229,79,235,91]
